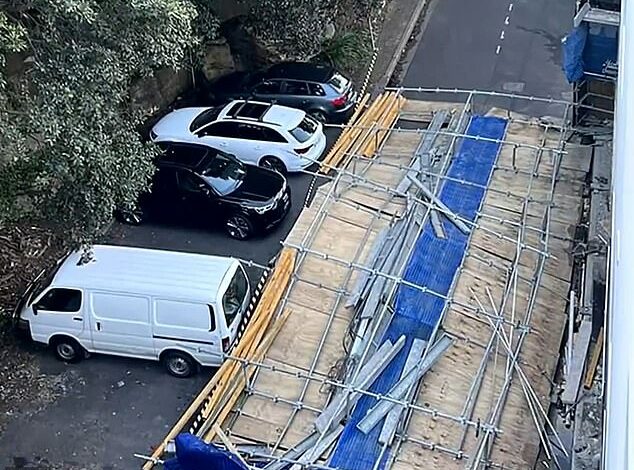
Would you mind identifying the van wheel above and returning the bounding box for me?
[225,214,254,240]
[259,156,287,174]
[162,351,197,378]
[51,337,84,363]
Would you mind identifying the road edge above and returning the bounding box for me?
[372,0,432,95]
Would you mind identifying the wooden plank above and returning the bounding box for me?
[584,327,604,389]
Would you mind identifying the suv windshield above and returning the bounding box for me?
[200,152,246,196]
[290,117,317,143]
[189,107,222,132]
[328,73,350,94]
[222,267,249,327]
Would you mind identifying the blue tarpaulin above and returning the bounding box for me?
[163,433,248,470]
[562,24,588,83]
[562,22,618,83]
[583,23,618,74]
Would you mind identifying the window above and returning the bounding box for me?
[155,299,213,331]
[308,83,326,96]
[175,170,204,193]
[283,80,309,95]
[200,153,246,196]
[189,107,222,132]
[253,80,282,95]
[198,122,240,139]
[261,127,287,143]
[153,167,178,193]
[237,123,266,141]
[223,268,248,327]
[92,293,149,323]
[35,288,82,312]
[159,144,208,168]
[328,73,350,94]
[290,117,317,143]
[229,102,269,120]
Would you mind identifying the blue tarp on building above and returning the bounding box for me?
[562,21,618,83]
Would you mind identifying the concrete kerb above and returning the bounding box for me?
[371,0,432,97]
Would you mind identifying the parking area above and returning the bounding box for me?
[0,130,339,469]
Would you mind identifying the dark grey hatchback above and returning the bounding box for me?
[206,62,358,123]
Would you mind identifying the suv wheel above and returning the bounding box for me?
[52,337,84,363]
[309,110,327,123]
[162,351,197,378]
[260,156,287,174]
[226,214,254,240]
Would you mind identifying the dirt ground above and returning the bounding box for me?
[0,226,80,434]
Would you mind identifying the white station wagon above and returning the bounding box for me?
[150,100,327,173]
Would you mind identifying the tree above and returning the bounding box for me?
[0,0,201,241]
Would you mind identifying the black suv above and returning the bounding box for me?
[119,143,291,240]
[206,62,357,123]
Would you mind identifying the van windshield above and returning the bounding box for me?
[28,253,69,305]
[223,267,249,327]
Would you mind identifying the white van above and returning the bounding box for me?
[14,245,250,377]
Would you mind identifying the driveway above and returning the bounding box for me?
[0,131,337,470]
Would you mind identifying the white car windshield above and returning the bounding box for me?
[223,267,249,327]
[189,107,222,132]
[201,153,246,196]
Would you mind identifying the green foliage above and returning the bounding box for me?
[248,0,336,58]
[0,0,199,241]
[321,31,371,72]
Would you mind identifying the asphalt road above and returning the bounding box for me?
[403,0,573,117]
[0,0,574,467]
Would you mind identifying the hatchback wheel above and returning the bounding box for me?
[226,214,254,240]
[52,337,84,363]
[260,156,287,174]
[162,351,197,378]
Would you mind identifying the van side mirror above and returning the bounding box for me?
[32,304,38,316]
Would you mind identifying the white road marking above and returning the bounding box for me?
[496,2,514,54]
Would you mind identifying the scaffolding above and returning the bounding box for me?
[141,89,591,470]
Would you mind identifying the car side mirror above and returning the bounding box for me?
[198,183,210,195]
[32,304,39,316]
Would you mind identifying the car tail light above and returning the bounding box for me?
[295,145,313,155]
[222,336,230,352]
[332,96,347,108]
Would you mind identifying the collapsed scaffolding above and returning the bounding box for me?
[141,89,591,470]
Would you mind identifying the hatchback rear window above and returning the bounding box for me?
[328,73,350,94]
[290,117,317,143]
